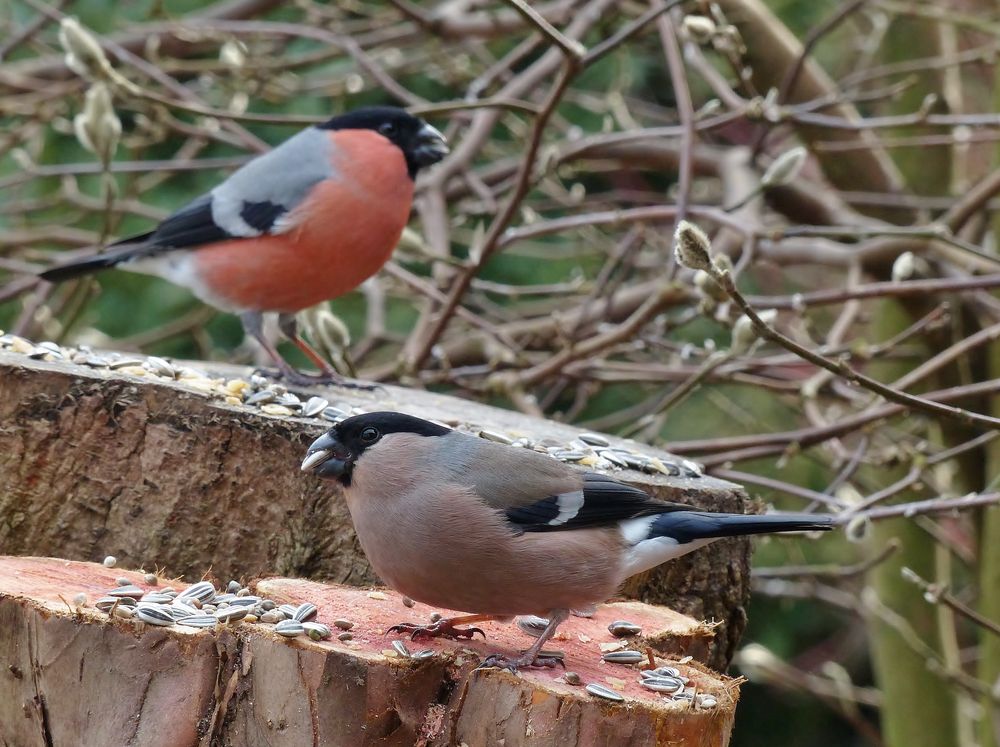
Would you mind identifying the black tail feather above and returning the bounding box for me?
[651,511,834,544]
[39,253,124,282]
[38,232,156,283]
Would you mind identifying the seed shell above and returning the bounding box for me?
[585,683,625,702]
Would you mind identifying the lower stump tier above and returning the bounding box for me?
[0,557,739,746]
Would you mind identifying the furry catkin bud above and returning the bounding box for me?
[682,15,717,44]
[219,39,247,69]
[673,220,714,272]
[59,18,113,80]
[892,251,916,281]
[761,146,807,188]
[73,83,121,163]
[730,309,776,354]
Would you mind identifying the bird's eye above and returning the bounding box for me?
[360,427,380,443]
[378,122,397,137]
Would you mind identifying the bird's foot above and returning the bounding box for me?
[387,619,486,641]
[253,367,380,391]
[476,651,566,673]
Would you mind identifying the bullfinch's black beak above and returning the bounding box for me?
[301,432,352,478]
[412,123,448,167]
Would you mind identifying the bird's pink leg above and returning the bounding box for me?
[240,311,374,389]
[387,613,495,641]
[478,609,569,672]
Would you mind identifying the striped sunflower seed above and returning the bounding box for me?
[585,683,624,702]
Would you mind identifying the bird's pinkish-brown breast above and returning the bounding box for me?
[191,130,414,313]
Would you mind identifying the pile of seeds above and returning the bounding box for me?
[84,576,332,642]
[581,664,717,708]
[513,614,718,708]
[0,334,704,479]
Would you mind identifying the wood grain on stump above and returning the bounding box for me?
[0,349,751,668]
[0,557,739,746]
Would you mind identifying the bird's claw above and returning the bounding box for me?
[475,653,566,673]
[386,620,486,641]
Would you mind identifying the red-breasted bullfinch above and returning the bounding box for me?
[301,411,835,670]
[39,107,448,385]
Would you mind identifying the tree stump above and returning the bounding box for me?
[0,557,739,746]
[0,345,751,669]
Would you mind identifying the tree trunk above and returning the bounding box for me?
[0,556,738,746]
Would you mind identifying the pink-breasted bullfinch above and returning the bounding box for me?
[40,107,448,385]
[301,411,835,670]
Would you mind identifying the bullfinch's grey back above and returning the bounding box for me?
[302,411,834,670]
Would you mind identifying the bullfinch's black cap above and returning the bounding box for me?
[318,107,448,178]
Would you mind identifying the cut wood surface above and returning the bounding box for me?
[0,345,751,668]
[0,557,739,747]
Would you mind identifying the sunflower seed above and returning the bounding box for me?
[516,615,550,638]
[275,391,300,407]
[578,432,610,447]
[303,622,332,641]
[672,691,695,702]
[144,356,175,377]
[177,581,216,604]
[215,606,248,623]
[402,596,415,608]
[301,396,330,418]
[429,612,442,623]
[391,640,411,658]
[113,605,134,620]
[260,599,276,611]
[696,694,718,708]
[135,604,174,626]
[598,450,628,468]
[227,580,241,594]
[640,676,684,693]
[479,429,513,445]
[72,592,87,607]
[333,619,354,630]
[102,555,117,568]
[95,596,128,612]
[321,406,348,422]
[259,610,283,624]
[337,632,353,641]
[143,573,158,585]
[37,341,64,355]
[107,585,144,599]
[245,390,277,406]
[140,593,173,605]
[292,602,317,622]
[276,620,304,637]
[277,604,297,618]
[682,460,703,478]
[228,597,260,608]
[107,358,146,370]
[170,602,199,619]
[552,449,587,462]
[585,683,624,702]
[608,620,642,637]
[179,615,218,629]
[412,649,435,660]
[602,650,645,665]
[564,671,582,685]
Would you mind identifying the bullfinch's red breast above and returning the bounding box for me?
[302,411,835,670]
[40,107,448,385]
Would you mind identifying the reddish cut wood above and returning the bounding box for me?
[0,557,738,746]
